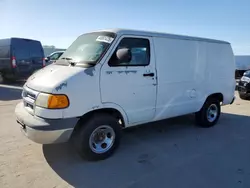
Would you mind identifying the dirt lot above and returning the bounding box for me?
[0,83,250,188]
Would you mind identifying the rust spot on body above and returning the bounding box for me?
[55,82,67,91]
[84,67,95,76]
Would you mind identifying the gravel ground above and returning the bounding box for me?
[0,83,250,188]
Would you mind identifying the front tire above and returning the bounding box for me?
[74,113,121,161]
[239,92,248,100]
[195,98,221,128]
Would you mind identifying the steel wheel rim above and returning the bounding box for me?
[89,125,115,154]
[207,104,218,122]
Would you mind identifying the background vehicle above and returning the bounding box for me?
[0,38,45,83]
[238,70,250,99]
[45,51,65,65]
[43,45,66,57]
[235,55,250,78]
[15,29,235,161]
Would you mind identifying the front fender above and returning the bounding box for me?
[84,102,129,127]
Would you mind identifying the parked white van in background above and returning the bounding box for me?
[15,29,236,161]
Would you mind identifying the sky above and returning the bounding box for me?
[0,0,249,55]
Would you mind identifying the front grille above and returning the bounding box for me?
[22,87,39,113]
[27,92,36,100]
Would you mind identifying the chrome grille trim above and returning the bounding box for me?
[22,86,39,114]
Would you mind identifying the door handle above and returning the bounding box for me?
[143,73,155,77]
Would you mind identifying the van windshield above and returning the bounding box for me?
[57,32,116,66]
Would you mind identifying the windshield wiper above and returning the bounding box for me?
[61,57,72,60]
[58,58,96,67]
[60,57,77,66]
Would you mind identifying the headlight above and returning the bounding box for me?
[36,93,69,109]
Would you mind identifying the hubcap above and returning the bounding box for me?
[89,125,115,154]
[207,104,218,122]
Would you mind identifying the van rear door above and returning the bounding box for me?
[0,45,11,71]
[13,42,31,74]
[29,41,45,71]
[12,39,44,75]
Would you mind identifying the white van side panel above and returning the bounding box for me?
[153,37,235,121]
[153,37,205,120]
[205,43,235,105]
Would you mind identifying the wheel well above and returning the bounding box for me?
[73,108,125,134]
[207,93,224,103]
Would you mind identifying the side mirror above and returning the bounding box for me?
[116,48,132,63]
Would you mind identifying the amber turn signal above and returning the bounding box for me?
[47,94,69,109]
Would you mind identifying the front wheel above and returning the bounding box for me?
[74,113,121,161]
[239,92,249,100]
[195,99,221,128]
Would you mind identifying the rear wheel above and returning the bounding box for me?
[195,98,221,128]
[74,113,121,161]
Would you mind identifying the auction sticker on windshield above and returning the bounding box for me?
[96,36,114,43]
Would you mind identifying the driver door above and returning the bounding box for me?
[100,36,157,125]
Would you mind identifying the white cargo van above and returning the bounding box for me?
[15,29,236,161]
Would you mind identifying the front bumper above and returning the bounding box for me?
[15,102,79,144]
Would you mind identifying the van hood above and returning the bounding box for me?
[25,64,84,93]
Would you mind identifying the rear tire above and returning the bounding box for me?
[195,98,221,128]
[74,113,121,161]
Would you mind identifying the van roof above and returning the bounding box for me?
[94,28,230,45]
[12,37,41,43]
[0,37,41,44]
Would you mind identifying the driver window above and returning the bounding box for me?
[109,37,150,66]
